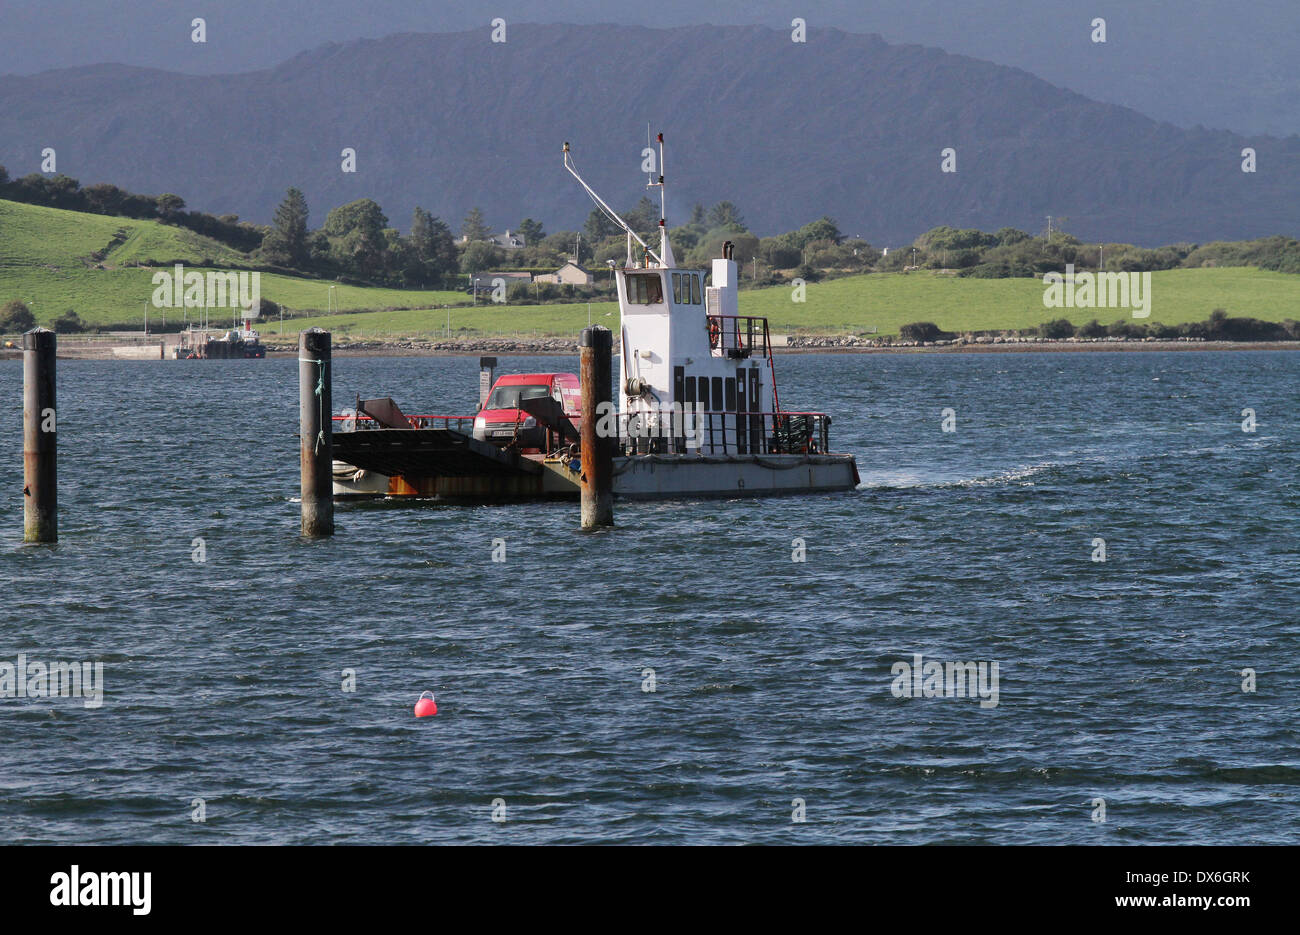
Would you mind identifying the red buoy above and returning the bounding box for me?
[414,690,438,717]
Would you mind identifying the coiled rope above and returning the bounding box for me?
[299,356,328,454]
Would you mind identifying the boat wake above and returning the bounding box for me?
[857,434,1276,492]
[858,462,1058,491]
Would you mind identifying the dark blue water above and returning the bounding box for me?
[1,351,1296,844]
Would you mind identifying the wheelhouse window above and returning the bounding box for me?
[691,273,702,304]
[672,272,682,304]
[627,272,664,305]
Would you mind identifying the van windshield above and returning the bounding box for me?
[485,384,550,410]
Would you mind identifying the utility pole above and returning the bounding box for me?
[1046,216,1053,243]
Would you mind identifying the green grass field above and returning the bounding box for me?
[0,198,247,269]
[286,302,619,340]
[745,267,1300,335]
[4,197,1298,338]
[0,199,465,328]
[288,267,1300,340]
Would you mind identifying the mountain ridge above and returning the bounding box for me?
[1,24,1295,246]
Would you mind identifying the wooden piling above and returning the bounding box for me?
[299,328,334,537]
[23,328,57,543]
[580,326,614,528]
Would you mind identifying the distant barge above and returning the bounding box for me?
[173,317,266,359]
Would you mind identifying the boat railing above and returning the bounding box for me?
[331,413,476,433]
[619,409,831,456]
[331,408,833,455]
[706,314,772,361]
[706,314,782,411]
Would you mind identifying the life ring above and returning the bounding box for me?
[708,318,720,348]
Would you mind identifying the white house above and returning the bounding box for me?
[458,229,526,249]
[489,229,526,249]
[534,261,593,286]
[476,271,533,285]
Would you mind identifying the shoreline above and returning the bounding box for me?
[261,338,1300,358]
[6,338,1298,362]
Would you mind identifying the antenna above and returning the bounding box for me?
[563,141,662,266]
[653,132,666,227]
[642,133,673,266]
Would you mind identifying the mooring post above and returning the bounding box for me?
[299,328,334,537]
[478,356,497,408]
[23,328,57,543]
[580,325,614,528]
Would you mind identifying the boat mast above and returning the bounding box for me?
[645,133,675,268]
[563,142,662,267]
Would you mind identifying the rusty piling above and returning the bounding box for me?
[23,328,57,543]
[299,328,334,537]
[579,326,613,528]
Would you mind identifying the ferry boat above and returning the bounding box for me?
[330,135,858,500]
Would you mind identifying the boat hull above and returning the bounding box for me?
[609,453,858,499]
[332,452,858,501]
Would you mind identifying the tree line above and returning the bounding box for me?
[0,165,262,252]
[3,164,1296,288]
[892,226,1300,278]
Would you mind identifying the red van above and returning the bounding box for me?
[472,372,581,449]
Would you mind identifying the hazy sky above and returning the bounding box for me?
[2,0,1296,135]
